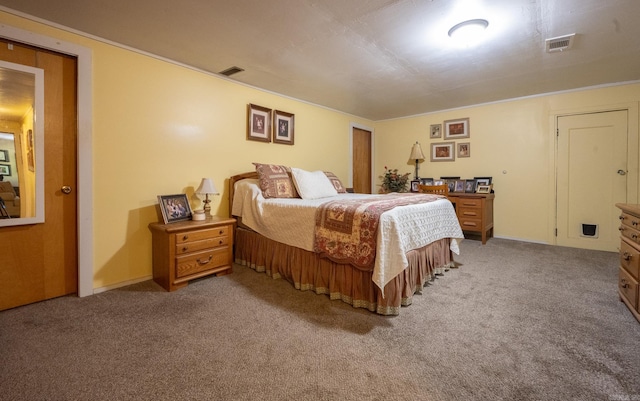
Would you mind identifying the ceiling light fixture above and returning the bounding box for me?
[448,19,489,47]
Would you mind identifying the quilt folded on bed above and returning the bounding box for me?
[313,193,444,270]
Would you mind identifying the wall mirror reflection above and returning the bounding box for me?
[0,60,44,226]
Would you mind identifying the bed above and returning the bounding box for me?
[229,165,464,315]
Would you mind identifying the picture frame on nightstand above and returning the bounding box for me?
[158,194,193,224]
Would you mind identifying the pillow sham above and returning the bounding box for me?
[291,168,338,200]
[324,171,347,193]
[253,162,299,198]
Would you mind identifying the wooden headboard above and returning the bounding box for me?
[228,171,258,216]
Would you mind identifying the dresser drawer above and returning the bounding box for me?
[175,226,229,244]
[176,247,230,278]
[458,207,481,219]
[620,239,640,280]
[456,198,482,208]
[175,236,229,255]
[620,225,640,246]
[620,212,640,230]
[459,218,482,231]
[619,267,638,311]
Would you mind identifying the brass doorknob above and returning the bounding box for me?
[61,186,72,194]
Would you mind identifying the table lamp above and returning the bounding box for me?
[409,141,426,180]
[195,178,219,216]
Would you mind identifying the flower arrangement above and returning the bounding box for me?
[379,166,410,193]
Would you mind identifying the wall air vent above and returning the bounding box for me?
[219,66,245,76]
[545,33,575,53]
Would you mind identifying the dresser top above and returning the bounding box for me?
[616,203,640,217]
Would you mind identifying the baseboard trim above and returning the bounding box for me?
[492,235,550,245]
[93,275,153,295]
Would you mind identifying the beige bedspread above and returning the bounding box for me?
[232,179,463,292]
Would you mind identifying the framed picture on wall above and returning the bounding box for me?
[0,164,11,176]
[273,110,295,145]
[157,194,192,224]
[429,124,442,139]
[247,103,272,142]
[430,142,455,162]
[444,117,470,139]
[0,149,8,162]
[457,142,470,158]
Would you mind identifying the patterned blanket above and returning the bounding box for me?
[313,193,444,270]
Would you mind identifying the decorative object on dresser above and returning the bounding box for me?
[447,192,494,244]
[379,166,410,193]
[195,177,219,217]
[273,110,295,145]
[149,216,236,291]
[157,194,192,224]
[247,103,272,142]
[409,141,426,180]
[616,203,640,322]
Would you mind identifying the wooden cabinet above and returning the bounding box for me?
[616,203,640,322]
[149,216,236,291]
[447,193,494,244]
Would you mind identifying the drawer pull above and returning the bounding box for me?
[182,246,189,252]
[633,234,638,240]
[197,255,213,265]
[619,215,626,221]
[633,221,639,226]
[623,251,631,261]
[619,226,625,232]
[219,239,224,245]
[462,212,477,216]
[621,283,629,289]
[183,234,189,241]
[219,229,224,235]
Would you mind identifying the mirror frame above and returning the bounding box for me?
[0,60,45,227]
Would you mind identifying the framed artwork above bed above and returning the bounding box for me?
[247,103,272,142]
[273,110,295,145]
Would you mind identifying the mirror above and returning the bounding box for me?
[0,60,44,227]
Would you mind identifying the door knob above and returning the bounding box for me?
[617,169,627,175]
[61,186,72,194]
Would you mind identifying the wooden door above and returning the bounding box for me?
[352,127,372,194]
[556,110,628,252]
[0,39,78,310]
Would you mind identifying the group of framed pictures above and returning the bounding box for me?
[247,103,295,145]
[411,176,493,194]
[0,149,11,176]
[429,117,470,162]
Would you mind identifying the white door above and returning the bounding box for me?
[556,110,628,252]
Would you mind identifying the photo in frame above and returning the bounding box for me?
[410,180,420,192]
[0,149,8,162]
[465,179,477,193]
[457,142,470,158]
[476,185,491,194]
[429,124,442,139]
[444,117,470,139]
[474,176,493,185]
[430,142,455,162]
[454,180,465,193]
[158,194,192,224]
[247,104,272,142]
[0,164,11,176]
[273,110,295,145]
[420,178,434,185]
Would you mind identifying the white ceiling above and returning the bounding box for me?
[1,0,639,120]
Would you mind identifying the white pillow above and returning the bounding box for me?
[291,168,338,200]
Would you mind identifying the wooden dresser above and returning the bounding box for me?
[149,216,236,291]
[616,203,640,322]
[447,192,494,244]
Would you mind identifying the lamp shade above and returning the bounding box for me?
[409,142,425,161]
[195,178,219,195]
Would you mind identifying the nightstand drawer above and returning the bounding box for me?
[176,236,229,255]
[620,225,640,246]
[621,239,640,280]
[176,226,229,244]
[458,207,480,218]
[620,212,640,230]
[619,267,638,310]
[456,198,482,208]
[176,247,230,278]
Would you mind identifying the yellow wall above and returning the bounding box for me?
[0,11,372,289]
[375,85,640,243]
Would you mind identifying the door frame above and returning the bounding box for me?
[549,102,639,246]
[349,122,375,191]
[0,23,94,297]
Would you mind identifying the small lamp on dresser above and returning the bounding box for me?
[195,178,219,217]
[409,141,426,180]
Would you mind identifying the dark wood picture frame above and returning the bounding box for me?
[247,104,272,142]
[0,149,8,162]
[273,110,295,145]
[158,194,192,224]
[0,164,11,176]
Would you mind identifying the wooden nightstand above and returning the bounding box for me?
[447,192,494,244]
[616,203,640,322]
[148,216,236,291]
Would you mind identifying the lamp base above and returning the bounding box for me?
[203,196,211,216]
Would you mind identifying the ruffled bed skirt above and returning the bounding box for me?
[234,227,456,315]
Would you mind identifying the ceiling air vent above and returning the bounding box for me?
[219,66,245,76]
[545,33,575,53]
